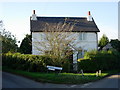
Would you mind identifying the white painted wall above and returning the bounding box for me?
[32,32,45,55]
[32,32,98,67]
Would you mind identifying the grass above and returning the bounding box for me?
[2,66,109,84]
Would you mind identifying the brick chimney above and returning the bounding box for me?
[87,11,92,21]
[33,10,35,14]
[31,10,37,20]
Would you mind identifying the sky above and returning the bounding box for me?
[0,2,118,46]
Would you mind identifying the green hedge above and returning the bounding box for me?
[2,52,72,72]
[78,50,120,72]
[2,52,54,72]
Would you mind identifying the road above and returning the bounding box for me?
[2,72,77,88]
[2,72,120,88]
[81,74,120,88]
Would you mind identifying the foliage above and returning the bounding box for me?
[62,59,72,72]
[98,34,109,50]
[0,20,18,53]
[78,50,120,72]
[2,52,72,72]
[2,52,52,72]
[110,39,120,52]
[19,34,32,54]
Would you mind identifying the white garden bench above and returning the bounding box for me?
[46,65,63,73]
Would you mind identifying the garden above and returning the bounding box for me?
[2,50,120,84]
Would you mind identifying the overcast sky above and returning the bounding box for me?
[0,2,118,45]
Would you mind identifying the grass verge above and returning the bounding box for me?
[3,66,109,84]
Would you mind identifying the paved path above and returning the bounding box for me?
[2,72,120,88]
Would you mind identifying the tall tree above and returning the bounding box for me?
[33,18,82,66]
[98,34,109,50]
[19,34,32,54]
[110,39,120,52]
[0,20,18,53]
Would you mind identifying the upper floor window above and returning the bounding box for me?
[79,33,87,40]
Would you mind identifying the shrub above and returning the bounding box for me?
[2,52,73,72]
[2,52,52,72]
[78,50,120,72]
[62,59,72,73]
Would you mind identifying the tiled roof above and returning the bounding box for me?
[30,17,100,32]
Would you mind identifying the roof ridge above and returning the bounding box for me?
[36,16,87,18]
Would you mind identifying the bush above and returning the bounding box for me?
[78,50,120,72]
[62,59,72,73]
[2,52,72,72]
[2,52,53,72]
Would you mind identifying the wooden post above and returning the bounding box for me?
[99,70,101,76]
[96,71,98,77]
[81,69,84,76]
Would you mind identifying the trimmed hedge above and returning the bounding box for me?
[78,50,120,72]
[2,52,72,72]
[2,52,54,72]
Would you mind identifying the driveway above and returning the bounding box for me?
[2,72,120,88]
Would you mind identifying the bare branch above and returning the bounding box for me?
[33,18,82,63]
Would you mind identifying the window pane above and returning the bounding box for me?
[83,33,87,40]
[79,33,82,40]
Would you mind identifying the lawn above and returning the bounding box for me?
[2,66,109,84]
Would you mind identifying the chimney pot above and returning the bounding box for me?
[31,10,37,20]
[33,10,35,14]
[88,11,90,15]
[87,11,92,21]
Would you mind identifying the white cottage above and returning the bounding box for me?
[30,10,100,71]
